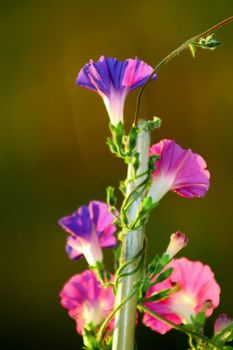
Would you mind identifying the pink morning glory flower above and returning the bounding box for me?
[58,200,117,266]
[148,139,210,203]
[143,258,220,334]
[60,270,115,335]
[77,56,157,125]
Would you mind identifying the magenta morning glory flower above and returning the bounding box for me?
[148,139,210,203]
[143,258,220,334]
[58,200,117,266]
[60,270,115,335]
[77,56,157,125]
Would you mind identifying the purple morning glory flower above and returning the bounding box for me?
[77,56,157,125]
[58,201,117,266]
[148,139,210,202]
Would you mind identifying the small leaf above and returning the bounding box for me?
[128,126,138,151]
[132,152,140,173]
[143,288,172,302]
[154,267,173,284]
[188,43,196,57]
[106,186,116,207]
[146,116,162,130]
[198,33,220,50]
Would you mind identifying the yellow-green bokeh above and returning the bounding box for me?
[1,0,233,348]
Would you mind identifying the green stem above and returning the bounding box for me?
[188,334,196,350]
[96,286,138,344]
[111,121,151,350]
[138,305,222,349]
[134,15,233,125]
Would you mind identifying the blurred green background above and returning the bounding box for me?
[1,0,233,349]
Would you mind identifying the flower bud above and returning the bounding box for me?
[214,313,232,335]
[165,231,189,259]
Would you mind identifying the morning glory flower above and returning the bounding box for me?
[58,200,117,266]
[148,139,210,203]
[60,270,114,334]
[143,258,220,334]
[77,56,157,125]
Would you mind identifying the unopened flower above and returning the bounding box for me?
[165,232,188,259]
[214,313,232,335]
[77,56,157,125]
[60,270,114,334]
[143,258,220,334]
[148,139,210,203]
[58,201,117,266]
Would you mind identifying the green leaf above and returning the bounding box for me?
[106,137,117,153]
[132,152,140,173]
[120,207,128,226]
[154,267,173,284]
[148,154,160,173]
[106,186,116,207]
[128,126,138,151]
[146,116,162,130]
[143,288,173,302]
[119,180,126,195]
[188,43,196,57]
[198,33,221,50]
[147,254,170,277]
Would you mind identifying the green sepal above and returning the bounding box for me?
[83,324,100,350]
[142,287,173,302]
[153,267,173,284]
[189,310,206,334]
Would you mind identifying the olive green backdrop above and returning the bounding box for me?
[1,0,233,349]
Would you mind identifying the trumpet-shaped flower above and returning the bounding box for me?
[143,258,220,334]
[60,270,115,334]
[77,56,157,125]
[58,201,117,266]
[148,139,210,203]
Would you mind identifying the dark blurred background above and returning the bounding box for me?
[1,0,233,349]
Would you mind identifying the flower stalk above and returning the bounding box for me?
[112,122,151,350]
